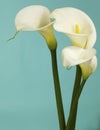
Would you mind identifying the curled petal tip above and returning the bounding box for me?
[7,31,20,42]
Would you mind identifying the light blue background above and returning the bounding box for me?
[0,0,99,130]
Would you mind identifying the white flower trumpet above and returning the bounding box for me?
[50,7,96,48]
[62,46,97,79]
[15,5,57,50]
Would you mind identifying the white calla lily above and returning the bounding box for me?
[62,46,96,68]
[50,7,96,48]
[15,5,57,50]
[62,46,97,78]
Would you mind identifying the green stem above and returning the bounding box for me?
[70,66,82,111]
[66,79,87,130]
[50,49,66,130]
[66,66,82,130]
[75,79,87,102]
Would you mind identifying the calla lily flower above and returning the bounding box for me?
[62,46,97,79]
[15,5,57,50]
[50,7,96,48]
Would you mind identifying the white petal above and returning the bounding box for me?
[62,46,96,68]
[51,7,96,48]
[15,5,50,31]
[80,56,97,79]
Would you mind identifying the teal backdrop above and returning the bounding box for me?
[0,0,99,130]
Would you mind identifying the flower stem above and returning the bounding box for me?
[66,66,82,130]
[50,49,66,130]
[66,79,87,130]
[75,79,87,102]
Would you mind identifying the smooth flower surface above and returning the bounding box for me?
[15,5,50,31]
[50,7,96,48]
[62,46,97,78]
[62,46,96,68]
[15,5,57,50]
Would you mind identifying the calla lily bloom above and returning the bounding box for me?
[62,46,97,79]
[15,5,57,50]
[50,7,96,48]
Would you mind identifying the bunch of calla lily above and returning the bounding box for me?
[13,5,97,130]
